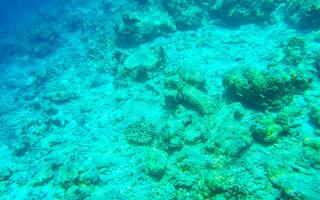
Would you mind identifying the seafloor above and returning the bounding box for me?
[1,0,320,199]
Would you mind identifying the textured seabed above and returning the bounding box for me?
[1,0,320,199]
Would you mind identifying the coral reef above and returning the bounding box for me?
[2,0,320,199]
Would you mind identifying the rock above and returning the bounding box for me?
[303,145,320,169]
[250,114,285,144]
[267,166,320,199]
[115,10,176,47]
[211,130,253,157]
[310,106,320,129]
[303,137,320,150]
[0,165,13,182]
[184,127,204,145]
[46,90,78,104]
[32,168,54,187]
[162,0,203,29]
[181,84,213,115]
[78,168,101,186]
[146,148,168,178]
[120,46,165,81]
[178,67,206,91]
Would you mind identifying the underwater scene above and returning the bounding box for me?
[1,0,320,199]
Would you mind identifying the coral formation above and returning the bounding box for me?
[223,67,311,109]
[209,0,277,25]
[161,0,204,29]
[163,71,214,115]
[250,113,288,143]
[124,119,156,145]
[285,0,320,29]
[281,36,306,66]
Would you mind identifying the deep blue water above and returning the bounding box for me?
[0,0,48,34]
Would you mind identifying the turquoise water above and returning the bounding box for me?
[1,0,320,199]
